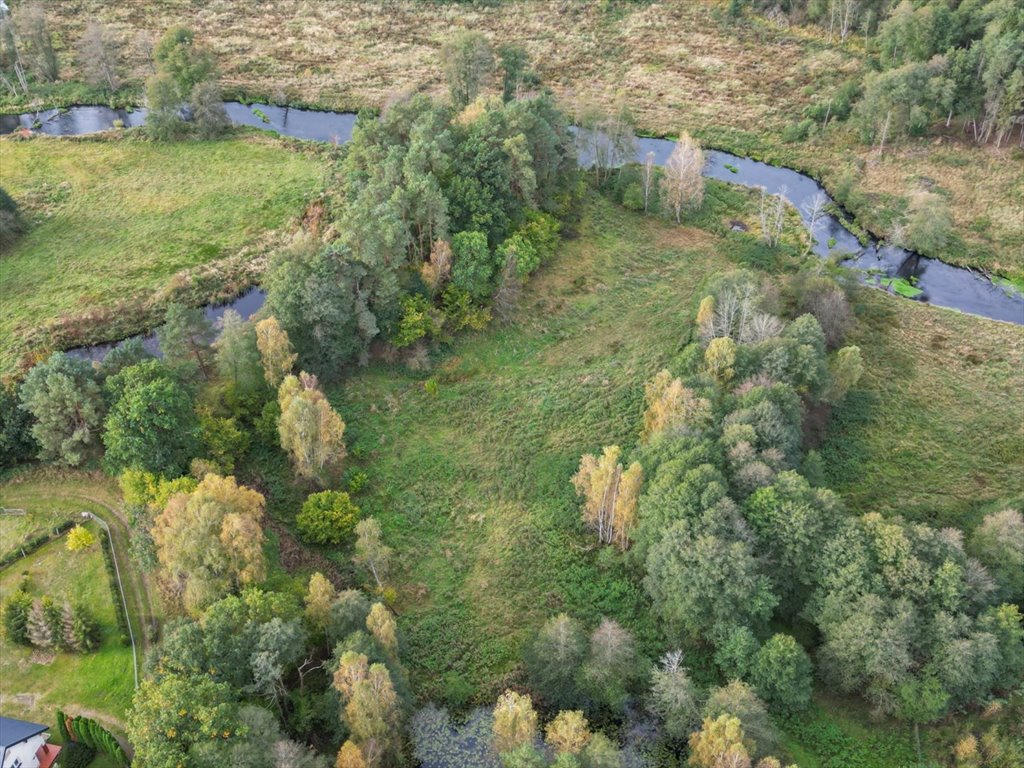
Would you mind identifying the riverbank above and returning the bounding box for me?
[8,0,1021,281]
[0,132,328,376]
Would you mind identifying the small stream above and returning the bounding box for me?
[2,102,1020,362]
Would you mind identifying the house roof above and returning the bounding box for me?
[0,716,48,748]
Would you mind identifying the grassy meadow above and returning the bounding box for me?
[322,194,1024,712]
[19,0,1024,279]
[0,132,327,374]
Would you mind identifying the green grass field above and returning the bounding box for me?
[821,294,1024,528]
[0,132,327,374]
[0,521,134,727]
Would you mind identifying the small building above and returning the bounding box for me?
[0,717,60,768]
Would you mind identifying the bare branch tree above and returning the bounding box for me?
[758,185,787,247]
[801,192,829,256]
[660,132,704,223]
[642,150,656,213]
[78,21,121,92]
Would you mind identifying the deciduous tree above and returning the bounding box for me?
[353,518,392,590]
[493,690,538,754]
[78,21,121,91]
[524,613,586,710]
[152,473,266,613]
[255,317,298,388]
[572,446,642,549]
[546,710,591,755]
[649,650,701,741]
[660,132,704,222]
[278,373,347,483]
[642,370,712,440]
[442,30,494,108]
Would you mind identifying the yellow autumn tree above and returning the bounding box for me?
[151,473,266,614]
[688,715,755,768]
[493,689,538,754]
[546,710,592,754]
[278,372,347,483]
[571,446,643,550]
[696,295,716,341]
[345,664,402,768]
[642,370,712,440]
[255,316,297,388]
[367,602,398,655]
[704,337,737,385]
[336,741,367,768]
[66,525,96,552]
[333,651,370,700]
[305,572,336,631]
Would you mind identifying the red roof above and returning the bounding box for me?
[36,742,62,768]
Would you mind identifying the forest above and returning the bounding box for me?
[0,2,1021,768]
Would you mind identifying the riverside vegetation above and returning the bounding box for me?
[0,10,1021,768]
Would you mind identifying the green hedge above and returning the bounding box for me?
[0,519,76,569]
[98,533,131,646]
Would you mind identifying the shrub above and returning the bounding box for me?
[782,119,814,143]
[66,525,97,552]
[296,490,361,546]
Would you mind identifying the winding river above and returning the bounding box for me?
[2,102,1020,362]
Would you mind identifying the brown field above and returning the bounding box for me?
[28,0,1024,278]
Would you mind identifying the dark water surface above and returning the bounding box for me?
[3,102,1018,360]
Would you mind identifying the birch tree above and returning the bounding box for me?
[642,150,656,213]
[255,316,297,388]
[78,21,121,91]
[642,370,712,440]
[660,132,704,222]
[492,690,538,754]
[353,518,392,590]
[277,372,347,482]
[572,446,643,549]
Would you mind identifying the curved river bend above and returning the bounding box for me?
[1,102,1020,361]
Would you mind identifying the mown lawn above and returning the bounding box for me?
[0,520,134,727]
[0,132,327,373]
[20,0,1024,277]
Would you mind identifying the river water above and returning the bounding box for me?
[1,102,1019,361]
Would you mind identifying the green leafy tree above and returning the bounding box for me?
[442,30,494,108]
[297,490,361,545]
[214,310,264,395]
[969,508,1024,604]
[450,230,496,300]
[19,353,105,466]
[750,634,813,714]
[898,675,949,765]
[127,673,241,768]
[103,360,201,476]
[146,26,224,140]
[644,522,778,642]
[498,44,535,102]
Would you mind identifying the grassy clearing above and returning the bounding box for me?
[0,131,327,374]
[23,0,1024,277]
[331,197,737,701]
[820,291,1024,529]
[0,517,134,727]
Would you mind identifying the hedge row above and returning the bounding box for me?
[98,532,131,646]
[58,709,129,767]
[0,519,76,569]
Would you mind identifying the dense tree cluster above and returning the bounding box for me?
[266,90,578,379]
[566,267,1022,746]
